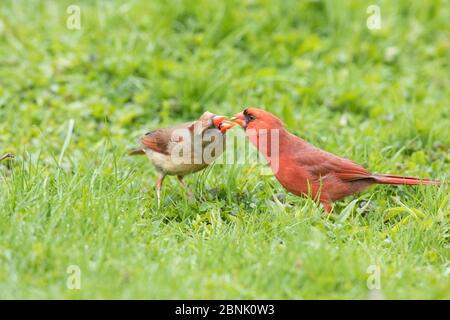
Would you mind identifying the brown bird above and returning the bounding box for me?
[129,111,235,207]
[232,108,440,213]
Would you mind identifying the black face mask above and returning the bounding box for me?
[244,110,255,125]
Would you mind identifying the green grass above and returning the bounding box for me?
[0,0,449,299]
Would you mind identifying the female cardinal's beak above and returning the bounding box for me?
[212,116,235,134]
[231,112,246,127]
[212,115,227,128]
[218,120,235,134]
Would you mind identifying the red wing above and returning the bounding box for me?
[294,145,370,181]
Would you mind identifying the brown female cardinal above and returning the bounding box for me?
[232,108,440,213]
[129,111,235,207]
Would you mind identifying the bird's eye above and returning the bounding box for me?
[247,114,255,121]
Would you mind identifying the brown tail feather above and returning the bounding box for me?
[372,174,440,186]
[128,149,145,156]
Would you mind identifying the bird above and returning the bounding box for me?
[232,108,440,214]
[128,111,235,207]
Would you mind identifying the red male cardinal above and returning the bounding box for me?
[232,108,440,213]
[129,111,235,207]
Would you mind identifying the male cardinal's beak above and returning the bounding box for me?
[212,116,235,134]
[231,112,246,127]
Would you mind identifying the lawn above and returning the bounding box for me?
[0,0,449,299]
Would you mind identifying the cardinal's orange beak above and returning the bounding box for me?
[218,120,235,134]
[212,115,235,134]
[212,115,227,128]
[231,112,246,127]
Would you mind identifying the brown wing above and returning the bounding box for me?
[139,121,195,155]
[294,143,371,181]
[140,129,171,155]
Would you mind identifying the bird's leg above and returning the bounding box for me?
[177,175,194,200]
[321,199,333,215]
[155,174,165,208]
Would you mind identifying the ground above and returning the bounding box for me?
[0,0,449,299]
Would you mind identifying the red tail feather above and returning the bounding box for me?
[372,174,440,186]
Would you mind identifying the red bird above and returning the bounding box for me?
[232,108,440,213]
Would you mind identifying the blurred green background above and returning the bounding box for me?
[0,0,448,299]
